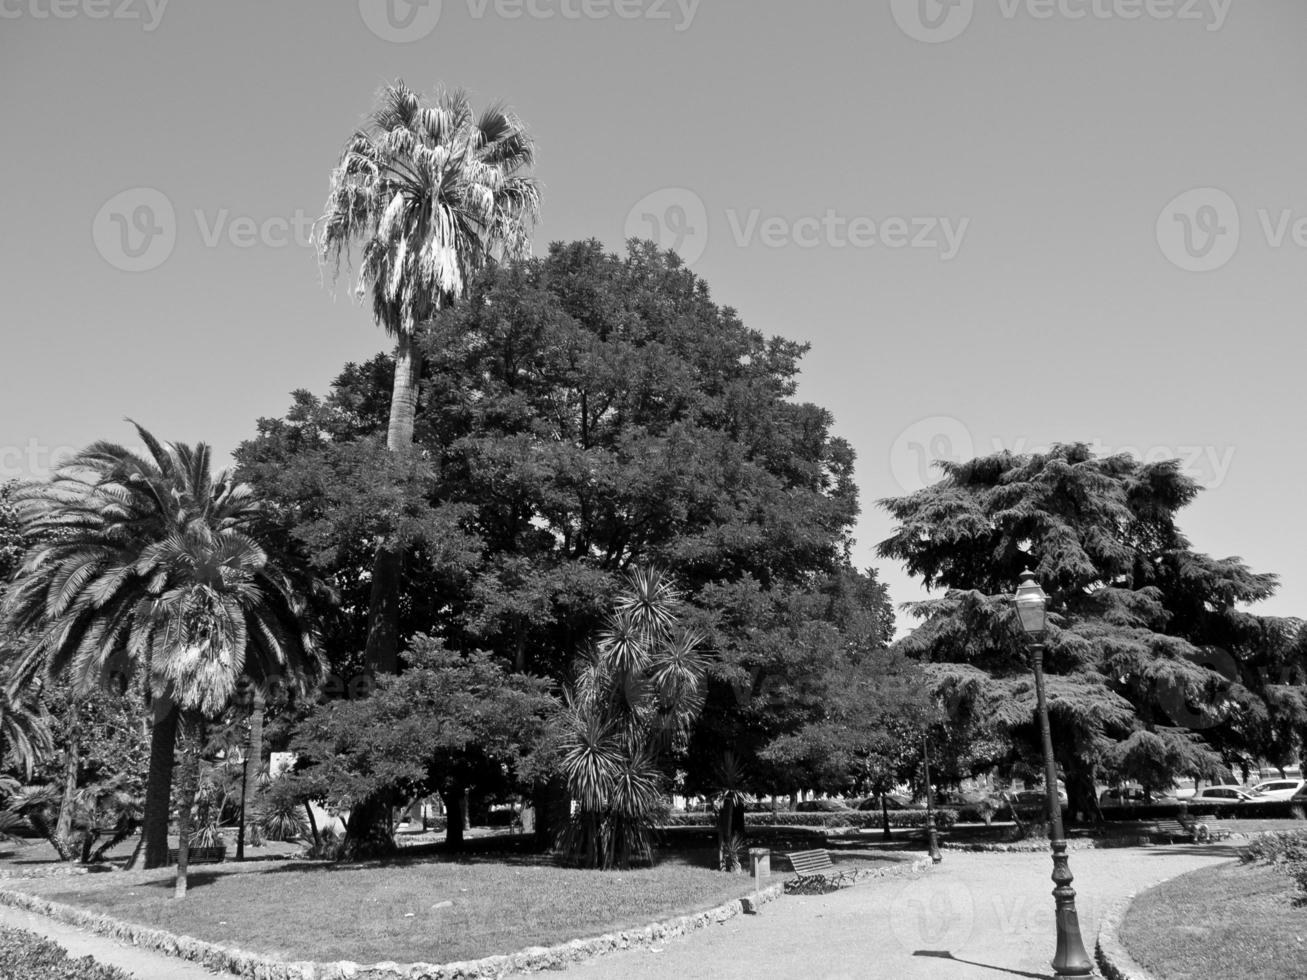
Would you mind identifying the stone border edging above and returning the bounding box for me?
[0,875,787,979]
[1095,896,1157,980]
[0,850,932,979]
[943,837,1151,853]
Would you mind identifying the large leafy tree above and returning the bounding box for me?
[239,240,907,842]
[2,425,324,870]
[318,80,540,674]
[289,635,556,857]
[879,443,1306,821]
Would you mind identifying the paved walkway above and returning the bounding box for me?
[549,843,1239,980]
[0,901,222,979]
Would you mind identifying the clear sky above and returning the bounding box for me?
[2,0,1304,628]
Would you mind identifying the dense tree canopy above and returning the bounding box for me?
[879,443,1307,820]
[238,240,913,798]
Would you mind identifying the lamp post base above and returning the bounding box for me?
[1049,839,1093,977]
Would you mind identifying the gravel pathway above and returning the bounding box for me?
[0,901,223,979]
[545,843,1240,979]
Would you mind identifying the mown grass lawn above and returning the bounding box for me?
[1121,861,1307,980]
[9,848,887,966]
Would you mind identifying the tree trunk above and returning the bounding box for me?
[1064,761,1102,826]
[131,695,179,871]
[55,700,80,846]
[717,799,745,872]
[174,713,202,899]
[341,794,398,861]
[363,330,423,675]
[238,687,265,860]
[304,800,320,849]
[881,794,892,840]
[440,786,466,850]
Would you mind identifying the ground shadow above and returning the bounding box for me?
[913,950,1053,979]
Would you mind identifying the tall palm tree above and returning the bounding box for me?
[3,423,323,872]
[318,80,540,673]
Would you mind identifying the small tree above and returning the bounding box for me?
[557,567,708,870]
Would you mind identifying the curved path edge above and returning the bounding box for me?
[0,855,932,979]
[1095,895,1158,980]
[0,875,795,980]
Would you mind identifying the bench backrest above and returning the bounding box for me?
[787,849,835,875]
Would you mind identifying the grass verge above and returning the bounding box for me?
[1120,861,1307,980]
[6,849,898,965]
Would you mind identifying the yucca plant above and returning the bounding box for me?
[556,567,705,870]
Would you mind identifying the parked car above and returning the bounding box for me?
[1191,785,1253,803]
[1013,787,1068,806]
[1098,786,1164,806]
[1247,779,1307,802]
[854,793,918,811]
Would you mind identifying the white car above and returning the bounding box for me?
[1191,785,1252,803]
[1247,779,1307,802]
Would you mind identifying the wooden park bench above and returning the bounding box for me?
[166,845,227,865]
[783,849,853,894]
[1152,816,1231,845]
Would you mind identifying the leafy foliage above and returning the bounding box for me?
[289,635,556,841]
[0,925,131,980]
[238,240,903,800]
[880,443,1305,820]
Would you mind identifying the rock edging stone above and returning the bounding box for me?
[1095,895,1157,980]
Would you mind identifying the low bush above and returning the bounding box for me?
[660,809,958,830]
[795,798,850,813]
[0,924,131,980]
[1239,830,1307,904]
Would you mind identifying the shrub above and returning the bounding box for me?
[1240,830,1307,905]
[660,809,957,830]
[795,798,850,813]
[0,924,131,980]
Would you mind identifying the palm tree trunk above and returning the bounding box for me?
[132,695,179,871]
[238,687,265,859]
[362,330,423,675]
[174,713,201,899]
[54,700,80,851]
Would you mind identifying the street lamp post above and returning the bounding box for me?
[922,734,942,863]
[1014,569,1093,978]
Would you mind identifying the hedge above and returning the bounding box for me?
[0,924,131,980]
[661,809,958,830]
